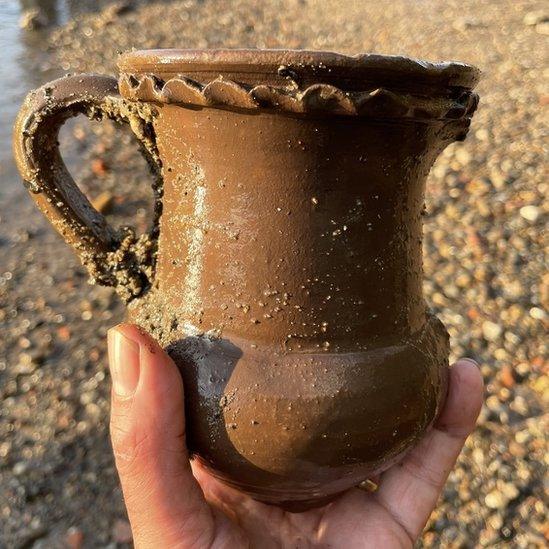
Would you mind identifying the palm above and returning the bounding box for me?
[194,465,415,547]
[192,394,479,549]
[107,325,483,548]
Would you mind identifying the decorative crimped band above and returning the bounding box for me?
[118,73,479,121]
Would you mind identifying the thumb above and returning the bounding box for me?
[107,324,214,548]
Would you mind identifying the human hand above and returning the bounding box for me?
[107,324,483,548]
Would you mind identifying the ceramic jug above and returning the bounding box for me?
[13,49,479,511]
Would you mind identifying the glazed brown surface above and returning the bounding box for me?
[13,48,479,510]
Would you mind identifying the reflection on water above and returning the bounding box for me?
[0,0,104,199]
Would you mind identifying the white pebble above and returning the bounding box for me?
[13,462,27,475]
[529,307,546,320]
[455,148,471,165]
[482,320,503,341]
[523,11,547,26]
[485,490,507,509]
[501,483,519,500]
[519,205,540,222]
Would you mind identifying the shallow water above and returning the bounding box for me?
[0,0,102,201]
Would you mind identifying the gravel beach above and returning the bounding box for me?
[0,0,547,546]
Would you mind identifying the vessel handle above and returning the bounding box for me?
[13,74,162,300]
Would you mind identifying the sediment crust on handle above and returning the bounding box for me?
[13,74,163,302]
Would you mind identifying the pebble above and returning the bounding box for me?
[519,205,540,222]
[103,1,135,18]
[13,360,37,376]
[485,489,513,510]
[529,307,545,320]
[13,462,28,476]
[523,11,547,25]
[91,158,109,177]
[19,8,47,30]
[91,191,114,214]
[454,147,471,165]
[499,365,516,388]
[452,17,484,31]
[57,325,72,341]
[486,395,502,413]
[65,526,84,549]
[482,321,503,342]
[500,483,519,501]
[112,519,132,544]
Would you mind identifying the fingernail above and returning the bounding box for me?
[108,327,140,397]
[461,358,479,368]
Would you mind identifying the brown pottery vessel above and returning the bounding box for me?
[13,49,480,511]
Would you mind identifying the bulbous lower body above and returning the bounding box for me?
[130,306,449,511]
